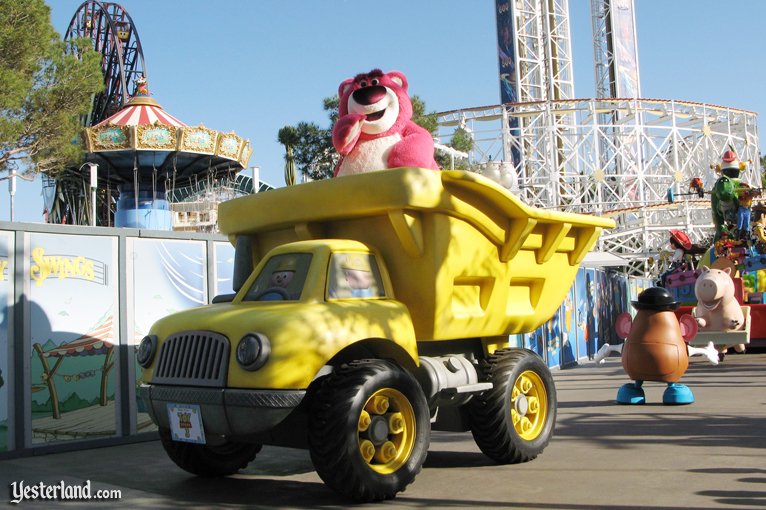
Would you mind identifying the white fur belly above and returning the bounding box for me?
[337,134,402,176]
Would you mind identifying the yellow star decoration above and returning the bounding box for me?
[593,169,605,182]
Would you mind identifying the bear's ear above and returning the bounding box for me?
[387,71,408,92]
[338,78,355,98]
[701,265,710,272]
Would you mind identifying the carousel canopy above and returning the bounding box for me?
[94,95,186,128]
[82,81,251,188]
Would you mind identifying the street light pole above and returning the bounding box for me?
[88,163,98,227]
[8,170,16,222]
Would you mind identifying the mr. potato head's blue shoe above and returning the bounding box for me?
[663,382,694,405]
[616,380,645,404]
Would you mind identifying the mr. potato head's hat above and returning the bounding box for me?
[631,287,679,312]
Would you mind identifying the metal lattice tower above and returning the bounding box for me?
[545,0,575,101]
[591,0,614,99]
[510,0,574,103]
[499,0,578,210]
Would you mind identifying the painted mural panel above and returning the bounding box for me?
[130,239,207,433]
[560,286,578,366]
[545,307,562,368]
[508,334,523,348]
[214,241,235,296]
[28,233,118,444]
[573,268,589,360]
[596,270,615,347]
[632,277,654,307]
[583,269,601,358]
[524,327,545,361]
[0,231,12,451]
[604,271,630,346]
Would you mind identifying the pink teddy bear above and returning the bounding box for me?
[332,69,439,177]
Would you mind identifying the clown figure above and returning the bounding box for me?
[270,258,296,289]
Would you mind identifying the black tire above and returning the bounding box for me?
[468,348,556,464]
[159,428,261,477]
[308,359,430,502]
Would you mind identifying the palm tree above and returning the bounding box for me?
[277,126,300,186]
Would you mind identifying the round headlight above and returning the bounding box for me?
[137,335,158,368]
[236,333,270,371]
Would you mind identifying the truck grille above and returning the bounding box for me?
[152,331,229,387]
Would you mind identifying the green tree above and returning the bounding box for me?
[0,0,103,181]
[449,127,474,154]
[278,94,439,181]
[435,127,475,170]
[760,154,766,188]
[410,96,437,134]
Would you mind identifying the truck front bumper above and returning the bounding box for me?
[139,384,306,437]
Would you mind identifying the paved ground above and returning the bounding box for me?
[1,352,764,509]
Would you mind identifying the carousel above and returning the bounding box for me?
[80,78,251,229]
[53,1,252,229]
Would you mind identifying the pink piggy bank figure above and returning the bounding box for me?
[694,265,745,358]
[694,266,744,330]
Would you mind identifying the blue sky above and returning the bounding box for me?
[3,0,766,223]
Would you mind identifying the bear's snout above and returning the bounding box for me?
[353,85,387,106]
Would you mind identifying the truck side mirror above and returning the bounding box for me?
[232,236,254,293]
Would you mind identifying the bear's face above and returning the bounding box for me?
[338,69,413,136]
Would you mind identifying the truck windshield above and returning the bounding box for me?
[243,253,312,302]
[327,252,386,299]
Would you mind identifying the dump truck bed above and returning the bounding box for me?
[219,168,615,340]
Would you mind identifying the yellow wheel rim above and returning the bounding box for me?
[357,388,416,474]
[510,369,548,441]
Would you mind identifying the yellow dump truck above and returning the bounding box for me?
[138,168,615,501]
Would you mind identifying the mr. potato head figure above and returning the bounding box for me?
[614,287,713,405]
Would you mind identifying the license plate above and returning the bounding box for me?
[167,403,206,444]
